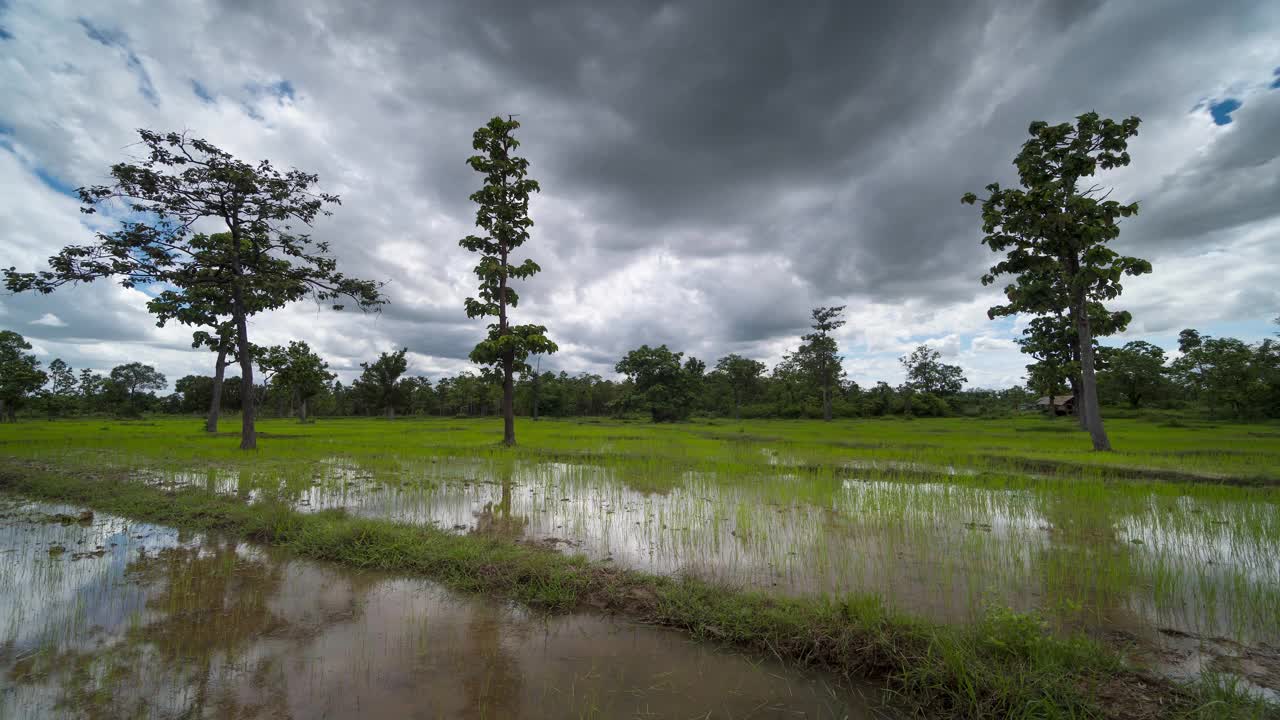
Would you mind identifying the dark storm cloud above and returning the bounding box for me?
[2,0,1279,384]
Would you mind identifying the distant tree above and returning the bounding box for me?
[109,362,166,414]
[714,354,766,421]
[402,376,436,416]
[964,112,1151,450]
[865,381,897,416]
[77,369,106,413]
[795,306,846,421]
[259,341,334,423]
[1097,341,1167,408]
[175,375,215,414]
[900,345,967,397]
[4,130,384,449]
[616,345,704,422]
[44,358,78,417]
[331,380,352,416]
[1172,332,1263,418]
[459,116,558,446]
[0,330,48,422]
[353,348,409,418]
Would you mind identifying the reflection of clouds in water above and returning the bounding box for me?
[1112,494,1280,644]
[132,459,1280,651]
[0,498,190,654]
[0,499,875,719]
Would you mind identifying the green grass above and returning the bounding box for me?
[4,413,1279,483]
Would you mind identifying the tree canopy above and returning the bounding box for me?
[0,331,47,422]
[900,345,966,397]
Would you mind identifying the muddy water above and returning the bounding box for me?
[142,457,1280,697]
[0,496,885,719]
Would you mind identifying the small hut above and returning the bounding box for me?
[1036,395,1075,416]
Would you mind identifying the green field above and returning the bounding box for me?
[3,414,1279,718]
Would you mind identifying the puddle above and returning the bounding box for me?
[135,457,1280,696]
[0,495,887,718]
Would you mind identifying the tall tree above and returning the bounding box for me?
[964,113,1151,450]
[260,341,334,423]
[714,354,766,421]
[798,306,846,421]
[459,116,558,446]
[0,331,47,422]
[353,348,409,418]
[4,130,384,449]
[900,345,967,396]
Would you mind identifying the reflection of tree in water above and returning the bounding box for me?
[13,541,373,719]
[1032,487,1132,634]
[472,466,528,540]
[458,603,524,720]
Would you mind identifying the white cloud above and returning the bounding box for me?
[29,313,67,327]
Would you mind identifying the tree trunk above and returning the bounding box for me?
[498,215,515,446]
[230,267,256,451]
[501,354,515,445]
[0,398,7,423]
[298,397,308,424]
[532,375,539,421]
[1073,292,1111,451]
[821,383,832,421]
[734,393,741,422]
[207,344,227,433]
[1068,374,1086,426]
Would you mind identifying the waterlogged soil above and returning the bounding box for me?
[0,496,886,719]
[141,457,1280,698]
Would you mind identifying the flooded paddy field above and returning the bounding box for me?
[3,415,1279,716]
[0,497,883,719]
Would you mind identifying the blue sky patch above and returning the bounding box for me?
[248,79,297,103]
[34,166,77,198]
[268,79,296,101]
[191,79,214,102]
[0,25,13,40]
[1271,67,1280,90]
[77,18,158,106]
[1208,98,1241,125]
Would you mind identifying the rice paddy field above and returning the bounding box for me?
[2,414,1278,718]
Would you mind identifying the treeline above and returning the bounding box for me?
[7,320,1275,423]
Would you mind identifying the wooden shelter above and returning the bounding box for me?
[1036,394,1075,416]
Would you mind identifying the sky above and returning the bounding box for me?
[1,0,1278,391]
